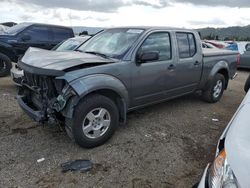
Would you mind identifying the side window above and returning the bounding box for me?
[188,33,196,56]
[23,26,49,41]
[52,27,72,42]
[176,32,197,58]
[139,32,171,61]
[176,33,189,58]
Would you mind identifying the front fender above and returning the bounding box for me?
[69,74,129,104]
[60,74,129,120]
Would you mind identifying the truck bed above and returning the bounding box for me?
[202,48,238,57]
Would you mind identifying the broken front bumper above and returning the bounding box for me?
[16,95,45,122]
[10,63,24,86]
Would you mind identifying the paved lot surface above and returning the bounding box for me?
[0,70,249,188]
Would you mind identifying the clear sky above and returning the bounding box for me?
[1,0,250,28]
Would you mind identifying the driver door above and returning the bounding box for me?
[130,31,176,107]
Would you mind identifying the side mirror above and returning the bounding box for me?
[137,51,159,63]
[21,34,31,42]
[245,44,250,51]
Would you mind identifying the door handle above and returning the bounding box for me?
[194,61,200,66]
[168,64,175,70]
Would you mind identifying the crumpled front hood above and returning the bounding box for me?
[21,47,115,71]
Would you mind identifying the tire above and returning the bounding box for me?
[245,75,250,93]
[72,94,119,148]
[0,53,12,77]
[202,73,225,103]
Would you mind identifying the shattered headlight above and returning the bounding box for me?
[208,149,239,188]
[52,82,76,112]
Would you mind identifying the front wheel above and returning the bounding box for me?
[71,94,119,148]
[202,73,225,103]
[0,53,12,77]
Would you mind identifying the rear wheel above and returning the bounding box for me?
[0,53,12,77]
[72,94,119,148]
[202,73,225,103]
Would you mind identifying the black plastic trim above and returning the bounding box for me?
[16,95,45,122]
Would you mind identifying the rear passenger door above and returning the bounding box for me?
[51,27,73,47]
[174,32,202,93]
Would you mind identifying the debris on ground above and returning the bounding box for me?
[37,158,45,163]
[61,160,92,173]
[11,126,37,135]
[145,134,152,138]
[212,118,219,122]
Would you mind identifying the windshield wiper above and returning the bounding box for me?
[75,49,83,52]
[85,51,109,59]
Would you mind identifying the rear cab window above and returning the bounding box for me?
[52,27,73,42]
[138,32,172,62]
[176,32,197,59]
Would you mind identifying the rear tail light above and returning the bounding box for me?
[236,54,240,66]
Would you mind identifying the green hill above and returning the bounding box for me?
[197,25,250,41]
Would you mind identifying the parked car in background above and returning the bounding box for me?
[0,25,9,34]
[204,40,227,49]
[11,36,90,85]
[0,23,74,77]
[52,36,91,51]
[225,42,239,51]
[238,43,250,69]
[1,22,17,27]
[17,27,238,148]
[202,41,217,49]
[197,81,250,188]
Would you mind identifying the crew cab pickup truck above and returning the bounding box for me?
[16,27,239,148]
[0,23,74,77]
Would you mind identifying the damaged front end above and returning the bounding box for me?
[17,71,76,124]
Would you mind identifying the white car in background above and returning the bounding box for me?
[11,36,90,85]
[202,42,218,49]
[0,24,9,34]
[197,79,250,188]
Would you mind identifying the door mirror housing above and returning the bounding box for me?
[137,51,159,63]
[21,34,31,42]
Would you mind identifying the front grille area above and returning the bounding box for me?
[23,71,58,99]
[20,70,67,123]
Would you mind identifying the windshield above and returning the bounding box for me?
[4,23,30,35]
[78,28,145,59]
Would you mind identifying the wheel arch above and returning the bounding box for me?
[63,74,129,124]
[0,42,17,62]
[204,61,230,91]
[83,89,127,123]
[217,68,229,89]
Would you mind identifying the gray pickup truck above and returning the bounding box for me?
[17,27,238,148]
